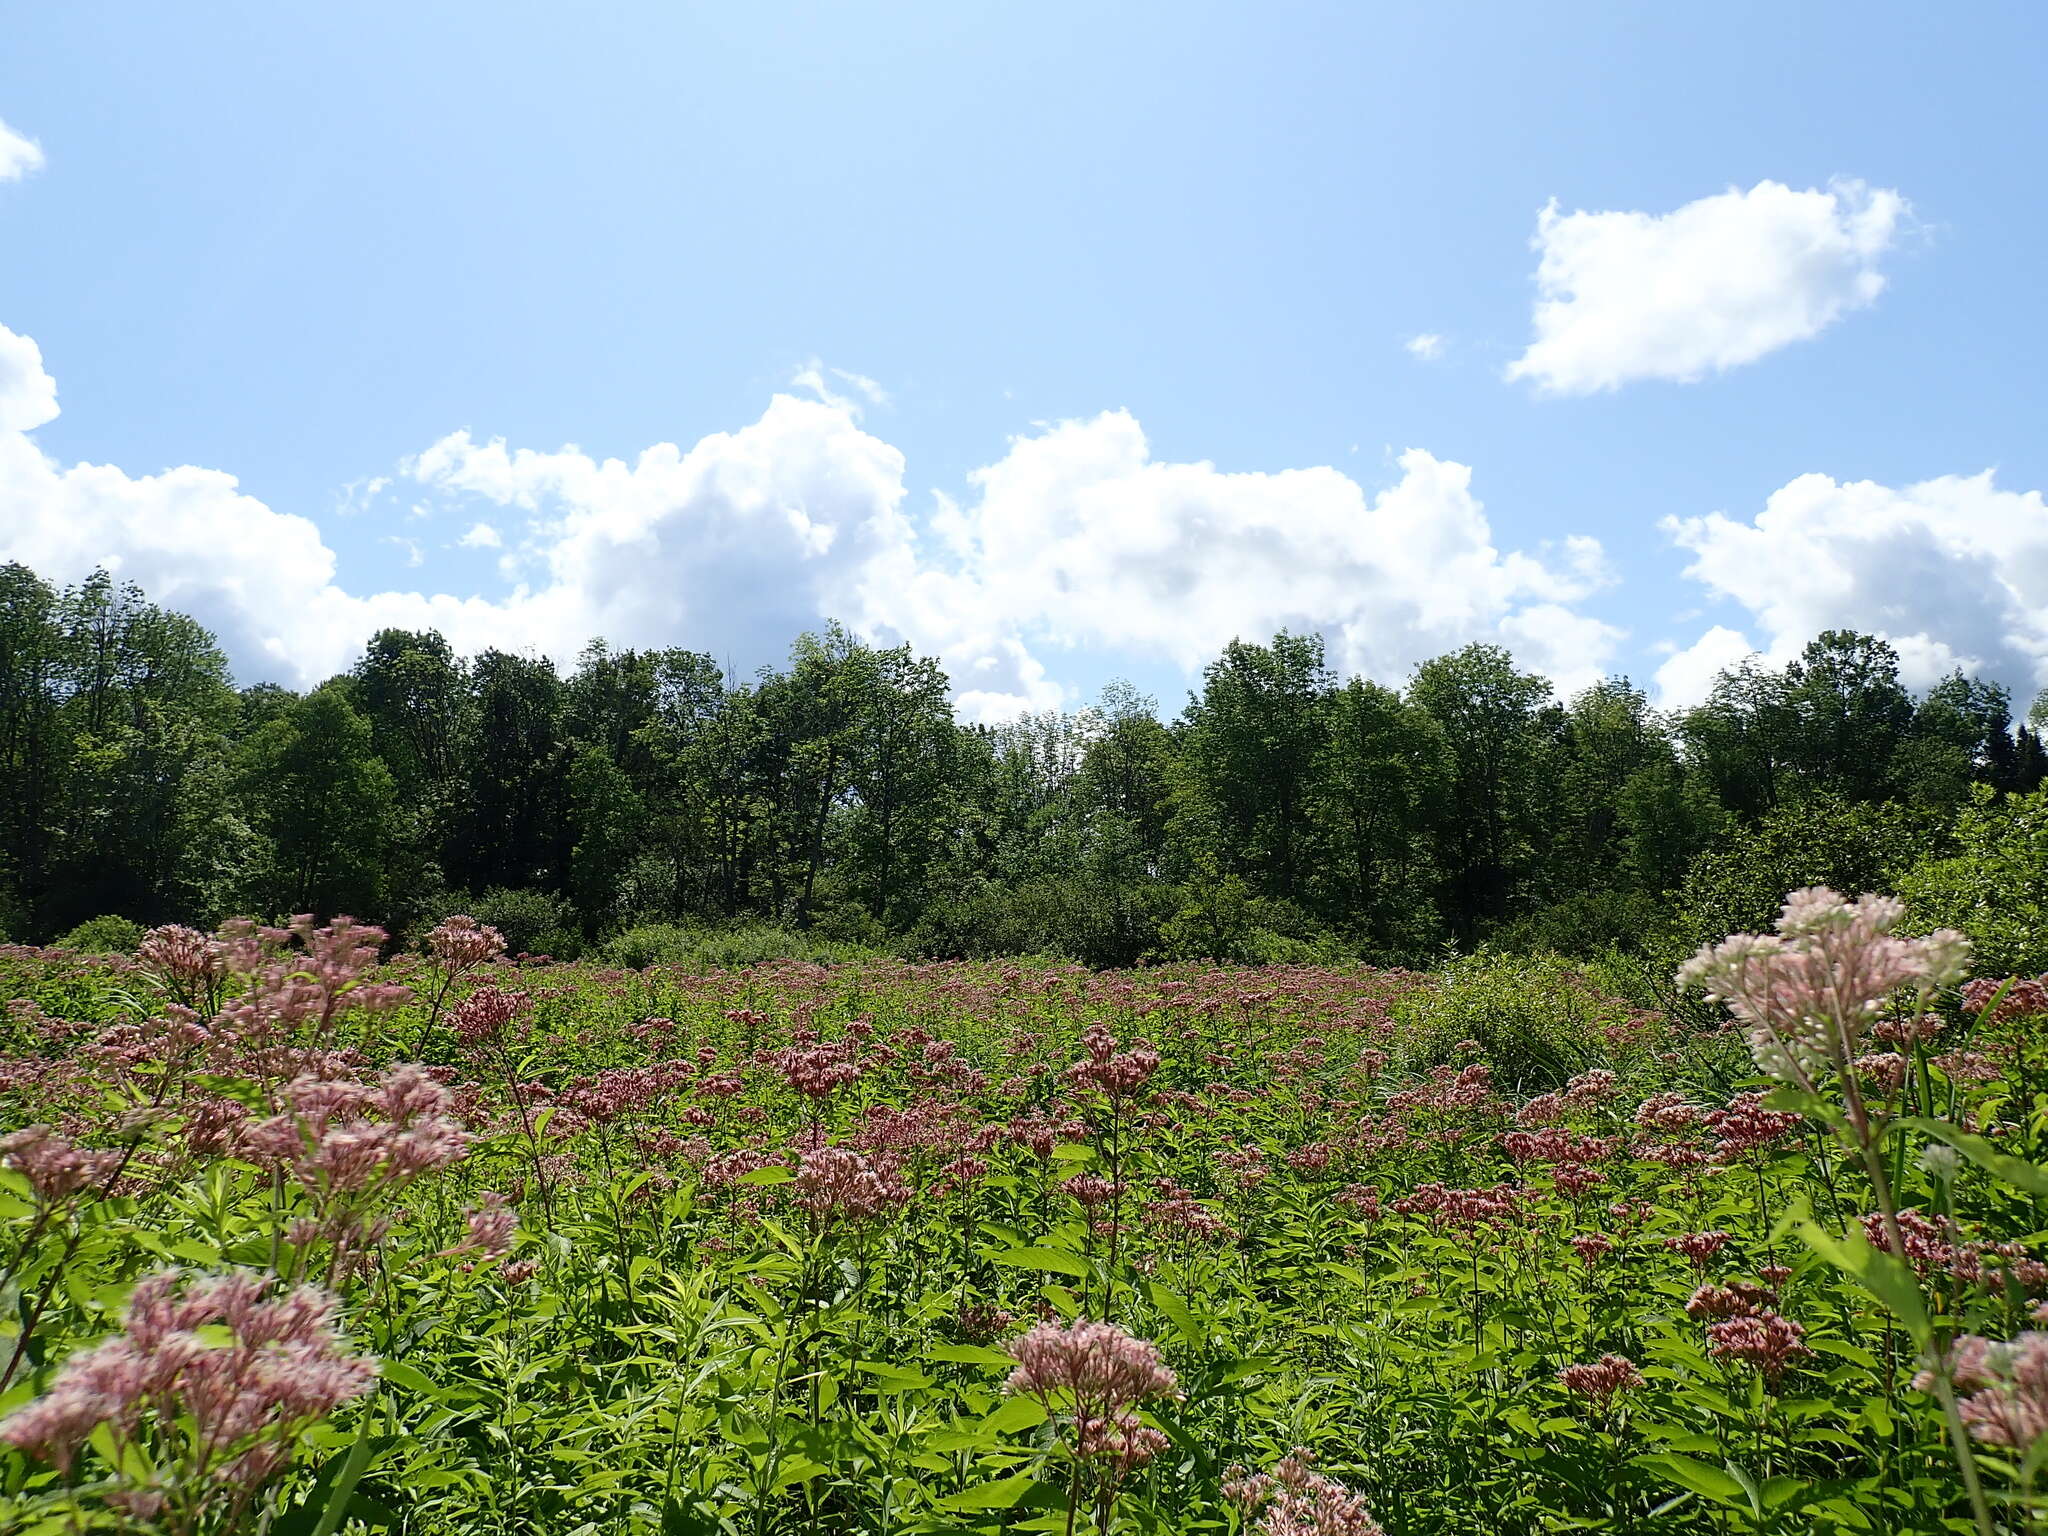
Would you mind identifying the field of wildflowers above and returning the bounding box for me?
[0,894,2045,1534]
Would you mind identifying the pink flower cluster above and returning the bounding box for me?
[137,924,225,1007]
[1922,1332,2048,1450]
[1705,1310,1810,1382]
[1065,1024,1161,1099]
[1393,1182,1521,1230]
[0,1270,375,1502]
[769,1035,865,1100]
[1224,1449,1385,1536]
[449,986,532,1047]
[210,917,412,1053]
[0,1124,121,1206]
[1962,975,2048,1025]
[443,1191,517,1259]
[1559,1353,1642,1410]
[1006,1318,1178,1472]
[426,914,506,972]
[1860,1208,2048,1290]
[1005,1318,1179,1407]
[1387,1064,1497,1118]
[1663,1229,1731,1269]
[1686,1282,1779,1320]
[790,1144,913,1226]
[238,1065,468,1259]
[1705,1093,1803,1162]
[1678,888,1970,1084]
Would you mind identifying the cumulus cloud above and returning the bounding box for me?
[0,324,58,432]
[1405,333,1444,361]
[1657,470,2048,707]
[1506,179,1906,395]
[0,317,1621,715]
[851,411,1623,708]
[0,117,44,182]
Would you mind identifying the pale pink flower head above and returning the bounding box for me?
[449,986,532,1047]
[1919,1333,2048,1451]
[1705,1309,1810,1383]
[1065,1024,1161,1099]
[1678,888,1970,1084]
[1569,1232,1613,1267]
[1560,1353,1643,1410]
[427,915,506,973]
[0,1269,374,1490]
[1224,1449,1385,1536]
[0,1125,121,1207]
[789,1144,913,1226]
[443,1191,517,1259]
[1075,1411,1169,1472]
[1663,1229,1732,1269]
[137,924,225,1004]
[1005,1318,1179,1413]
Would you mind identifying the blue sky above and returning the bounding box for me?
[2,1,2045,717]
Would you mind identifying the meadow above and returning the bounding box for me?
[0,895,2043,1535]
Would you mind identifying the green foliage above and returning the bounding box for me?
[602,920,884,969]
[1896,783,2048,975]
[52,912,144,952]
[236,684,395,919]
[1673,793,1938,948]
[1391,948,1629,1088]
[460,885,581,959]
[1,555,2043,957]
[4,933,2034,1535]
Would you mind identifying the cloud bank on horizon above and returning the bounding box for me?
[0,317,1629,720]
[2,117,2044,719]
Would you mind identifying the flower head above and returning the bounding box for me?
[1560,1353,1643,1410]
[1678,889,1969,1084]
[1005,1318,1178,1412]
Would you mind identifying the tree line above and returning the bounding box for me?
[2,558,2042,967]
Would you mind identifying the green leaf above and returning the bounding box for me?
[989,1247,1090,1279]
[305,1414,380,1536]
[1777,1198,1931,1346]
[941,1473,1039,1511]
[1902,1117,2048,1198]
[379,1360,443,1399]
[734,1165,795,1186]
[1632,1453,1748,1507]
[1147,1282,1204,1347]
[1049,1144,1095,1162]
[927,1343,1014,1368]
[856,1361,934,1392]
[978,1395,1047,1434]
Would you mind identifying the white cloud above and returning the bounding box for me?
[0,314,1621,716]
[853,410,1622,709]
[0,117,44,183]
[1658,470,2048,707]
[790,358,890,416]
[1506,179,1906,395]
[1652,624,1756,709]
[1405,333,1444,361]
[0,324,58,432]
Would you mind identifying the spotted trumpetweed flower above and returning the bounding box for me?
[1677,888,1969,1086]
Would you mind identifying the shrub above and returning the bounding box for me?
[1392,950,1628,1091]
[53,914,144,954]
[603,922,884,970]
[461,888,579,959]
